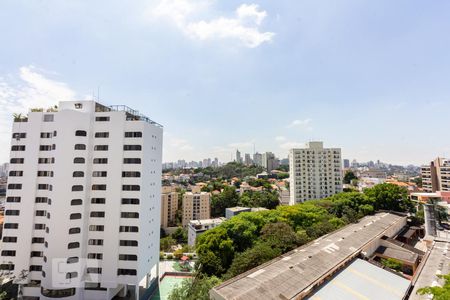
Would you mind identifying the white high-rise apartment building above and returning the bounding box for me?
[289,142,343,204]
[2,100,163,300]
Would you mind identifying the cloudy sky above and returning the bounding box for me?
[1,0,449,165]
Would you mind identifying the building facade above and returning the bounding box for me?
[160,186,179,230]
[289,141,343,204]
[187,217,225,246]
[2,100,163,300]
[182,192,210,227]
[421,157,450,193]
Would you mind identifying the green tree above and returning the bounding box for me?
[160,236,176,252]
[343,170,357,184]
[223,243,281,280]
[171,227,187,244]
[381,258,403,272]
[364,183,414,212]
[260,222,300,252]
[196,227,235,276]
[168,274,222,300]
[211,186,239,217]
[417,273,450,300]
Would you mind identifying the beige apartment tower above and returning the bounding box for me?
[160,186,179,229]
[289,141,343,204]
[421,157,450,192]
[182,192,211,227]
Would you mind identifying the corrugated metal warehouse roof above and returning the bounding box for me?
[211,212,406,300]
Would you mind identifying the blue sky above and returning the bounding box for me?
[0,0,449,165]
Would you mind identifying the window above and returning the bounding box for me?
[75,130,87,136]
[92,171,107,177]
[121,198,139,205]
[70,213,82,220]
[35,210,46,217]
[95,116,110,122]
[74,157,85,164]
[95,132,109,138]
[37,171,53,177]
[119,226,138,233]
[122,171,141,178]
[67,257,79,264]
[40,132,52,138]
[93,158,108,164]
[88,239,103,246]
[7,197,21,203]
[123,158,141,164]
[1,251,16,257]
[124,132,142,138]
[74,144,86,150]
[73,171,84,177]
[90,211,105,218]
[87,253,103,260]
[29,265,42,272]
[43,114,54,122]
[122,185,140,191]
[0,264,14,271]
[121,212,139,219]
[4,223,19,229]
[40,145,52,151]
[37,184,52,190]
[11,145,25,151]
[75,103,83,109]
[12,132,26,139]
[32,237,45,244]
[5,210,20,216]
[69,228,81,234]
[68,242,80,249]
[8,183,22,190]
[124,145,142,151]
[91,198,105,204]
[71,199,82,206]
[94,145,108,151]
[120,240,138,247]
[35,224,45,230]
[89,225,104,232]
[3,237,17,243]
[66,272,78,279]
[117,269,137,276]
[87,268,102,274]
[35,197,48,203]
[118,254,137,261]
[10,158,24,164]
[38,157,54,164]
[72,185,83,191]
[9,171,23,177]
[92,184,107,191]
[30,251,43,257]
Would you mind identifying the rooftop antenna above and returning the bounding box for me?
[97,86,100,101]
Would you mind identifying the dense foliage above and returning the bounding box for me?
[168,275,222,300]
[343,170,357,184]
[418,273,450,300]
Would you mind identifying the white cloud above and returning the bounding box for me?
[0,66,76,162]
[279,141,305,150]
[275,135,286,142]
[150,1,274,48]
[286,118,313,130]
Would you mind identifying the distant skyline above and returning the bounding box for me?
[1,1,450,165]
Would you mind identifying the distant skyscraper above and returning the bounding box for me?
[289,141,343,204]
[3,100,162,299]
[343,159,350,169]
[421,157,450,192]
[262,152,276,172]
[244,153,252,166]
[253,152,263,167]
[236,149,242,164]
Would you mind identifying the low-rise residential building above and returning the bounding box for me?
[187,217,226,246]
[182,192,211,227]
[225,207,251,219]
[161,186,179,229]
